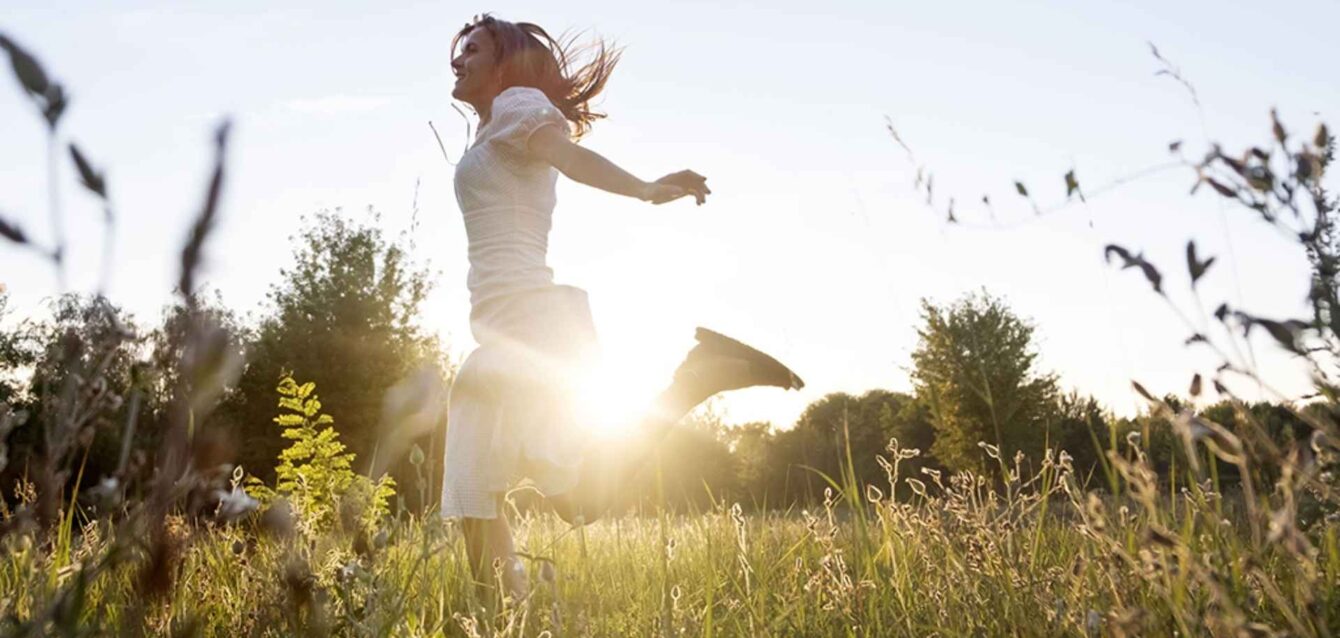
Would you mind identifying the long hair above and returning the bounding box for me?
[451,14,621,139]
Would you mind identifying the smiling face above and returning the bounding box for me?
[450,27,503,109]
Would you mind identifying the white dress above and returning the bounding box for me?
[440,86,599,520]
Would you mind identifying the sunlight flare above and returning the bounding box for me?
[574,357,657,441]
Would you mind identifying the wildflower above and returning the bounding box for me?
[338,561,358,583]
[905,477,927,497]
[500,556,528,598]
[865,484,884,504]
[86,476,121,510]
[214,486,259,522]
[875,454,892,471]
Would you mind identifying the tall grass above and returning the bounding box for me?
[1,433,1335,635]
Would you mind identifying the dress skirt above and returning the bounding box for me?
[440,284,599,519]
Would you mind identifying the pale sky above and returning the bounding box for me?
[2,0,1337,430]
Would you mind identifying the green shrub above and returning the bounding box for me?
[246,375,394,538]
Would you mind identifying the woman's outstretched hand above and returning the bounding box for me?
[641,170,710,205]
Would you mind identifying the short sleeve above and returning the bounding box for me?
[489,86,569,158]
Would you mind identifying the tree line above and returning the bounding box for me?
[0,211,1316,515]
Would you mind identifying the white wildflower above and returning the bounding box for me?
[214,486,260,522]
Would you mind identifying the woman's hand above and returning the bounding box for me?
[640,170,711,205]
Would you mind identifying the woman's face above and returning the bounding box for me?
[451,27,502,107]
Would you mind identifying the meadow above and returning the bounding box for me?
[3,434,1335,636]
[3,25,1340,638]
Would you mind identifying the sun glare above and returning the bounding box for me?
[574,359,658,441]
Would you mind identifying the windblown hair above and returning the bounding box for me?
[452,14,621,139]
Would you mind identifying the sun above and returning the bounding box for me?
[573,357,660,441]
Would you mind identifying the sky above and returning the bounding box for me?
[1,0,1338,431]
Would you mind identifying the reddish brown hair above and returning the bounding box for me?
[452,14,621,139]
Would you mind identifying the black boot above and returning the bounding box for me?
[672,327,805,398]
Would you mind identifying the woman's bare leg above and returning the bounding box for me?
[461,497,528,603]
[549,374,712,525]
[553,329,803,525]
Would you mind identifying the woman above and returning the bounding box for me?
[442,14,803,598]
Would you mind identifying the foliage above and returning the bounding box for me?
[246,375,394,538]
[0,29,252,619]
[1050,391,1113,487]
[146,291,249,412]
[771,390,921,503]
[0,294,149,523]
[910,291,1059,476]
[221,210,447,511]
[0,291,37,407]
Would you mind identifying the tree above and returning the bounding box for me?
[147,291,250,411]
[0,294,144,519]
[643,410,739,512]
[759,390,916,504]
[1049,392,1112,488]
[910,292,1057,476]
[887,398,939,486]
[219,210,449,511]
[0,290,37,407]
[727,421,778,505]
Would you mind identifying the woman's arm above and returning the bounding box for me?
[527,124,709,205]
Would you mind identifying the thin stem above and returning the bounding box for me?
[97,204,115,296]
[47,130,66,291]
[945,161,1185,231]
[428,120,456,167]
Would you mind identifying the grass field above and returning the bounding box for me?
[2,443,1336,637]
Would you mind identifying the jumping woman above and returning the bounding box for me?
[441,14,804,599]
